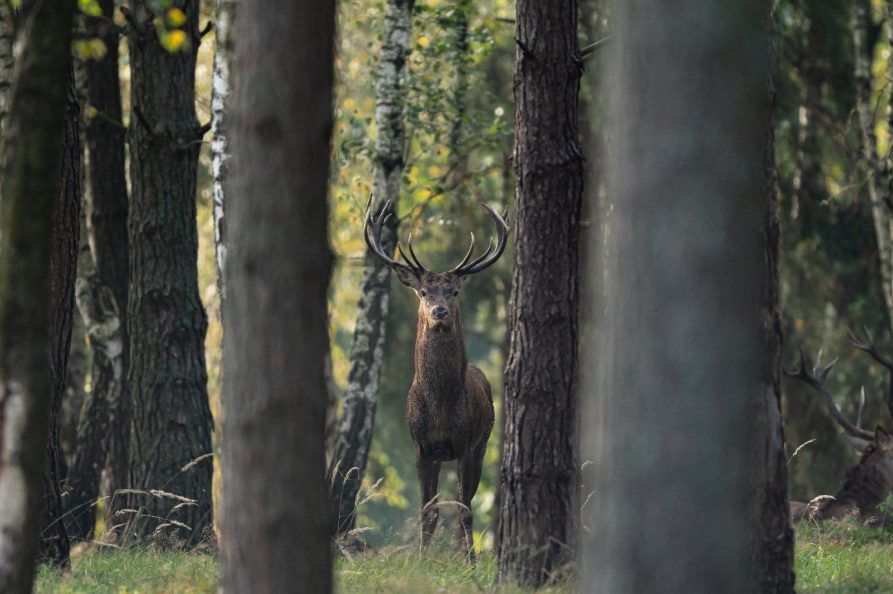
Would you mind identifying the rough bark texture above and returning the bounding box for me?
[583,1,766,592]
[749,5,795,591]
[853,0,893,332]
[327,0,414,535]
[0,0,13,156]
[495,0,583,586]
[39,70,81,567]
[126,0,213,546]
[219,0,335,589]
[0,0,75,590]
[67,0,132,542]
[211,0,234,307]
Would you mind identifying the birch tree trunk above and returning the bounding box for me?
[583,0,766,591]
[748,5,795,589]
[328,0,414,535]
[0,0,75,588]
[495,0,583,586]
[853,0,893,331]
[219,0,335,588]
[39,69,81,567]
[67,0,131,541]
[126,0,213,545]
[211,0,234,307]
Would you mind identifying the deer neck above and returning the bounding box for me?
[413,308,467,395]
[835,463,890,515]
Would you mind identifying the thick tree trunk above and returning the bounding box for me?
[583,1,766,592]
[219,0,335,589]
[126,0,213,546]
[0,0,13,155]
[39,70,81,567]
[0,0,75,589]
[495,0,583,586]
[749,6,795,591]
[67,0,132,542]
[211,0,233,307]
[327,0,414,535]
[853,0,893,332]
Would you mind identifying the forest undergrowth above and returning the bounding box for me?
[32,521,893,593]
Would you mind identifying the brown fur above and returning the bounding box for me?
[397,271,495,561]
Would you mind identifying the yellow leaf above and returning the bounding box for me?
[417,36,429,48]
[167,8,186,27]
[161,30,189,53]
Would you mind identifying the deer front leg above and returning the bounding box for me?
[416,452,440,550]
[455,447,484,563]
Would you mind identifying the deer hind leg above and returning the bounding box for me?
[416,453,441,550]
[455,446,485,563]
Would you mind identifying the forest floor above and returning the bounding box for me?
[34,522,893,593]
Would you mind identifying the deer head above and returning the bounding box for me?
[363,198,508,332]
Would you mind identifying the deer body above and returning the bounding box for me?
[364,200,507,561]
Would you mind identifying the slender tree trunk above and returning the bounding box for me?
[219,0,335,588]
[39,70,81,567]
[583,1,766,592]
[67,0,131,542]
[126,0,213,545]
[853,0,893,332]
[495,0,583,586]
[0,0,75,589]
[327,0,414,535]
[211,0,233,308]
[446,0,470,191]
[749,5,795,591]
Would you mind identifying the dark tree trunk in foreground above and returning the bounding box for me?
[67,0,132,542]
[583,1,766,592]
[328,0,414,535]
[0,0,75,589]
[495,0,583,586]
[749,4,795,590]
[39,70,81,567]
[219,0,335,589]
[0,0,13,156]
[126,0,213,545]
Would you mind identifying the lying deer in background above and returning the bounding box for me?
[786,329,893,523]
[364,199,508,561]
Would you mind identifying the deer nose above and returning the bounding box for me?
[432,306,449,319]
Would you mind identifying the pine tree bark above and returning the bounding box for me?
[67,0,132,542]
[219,0,335,589]
[0,0,75,589]
[749,5,795,590]
[39,69,81,567]
[211,0,234,308]
[495,0,583,586]
[126,0,213,545]
[583,1,766,592]
[327,0,414,535]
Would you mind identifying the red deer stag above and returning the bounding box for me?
[364,199,507,561]
[785,329,893,523]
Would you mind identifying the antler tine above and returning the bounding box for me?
[453,203,509,277]
[450,233,476,272]
[784,346,874,441]
[363,197,415,275]
[406,233,427,272]
[849,325,893,423]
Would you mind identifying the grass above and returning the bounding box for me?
[34,522,893,593]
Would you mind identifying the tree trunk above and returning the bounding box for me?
[126,0,213,546]
[211,0,234,308]
[327,0,414,535]
[219,0,335,589]
[749,5,795,590]
[495,0,583,586]
[0,0,13,157]
[0,0,75,589]
[39,69,81,567]
[582,1,766,592]
[853,0,893,332]
[67,0,132,542]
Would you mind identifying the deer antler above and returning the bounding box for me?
[849,326,893,422]
[450,203,509,277]
[364,195,427,276]
[784,348,874,441]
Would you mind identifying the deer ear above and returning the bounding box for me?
[876,426,890,444]
[393,266,421,290]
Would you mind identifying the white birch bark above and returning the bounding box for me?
[211,0,234,307]
[328,0,414,535]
